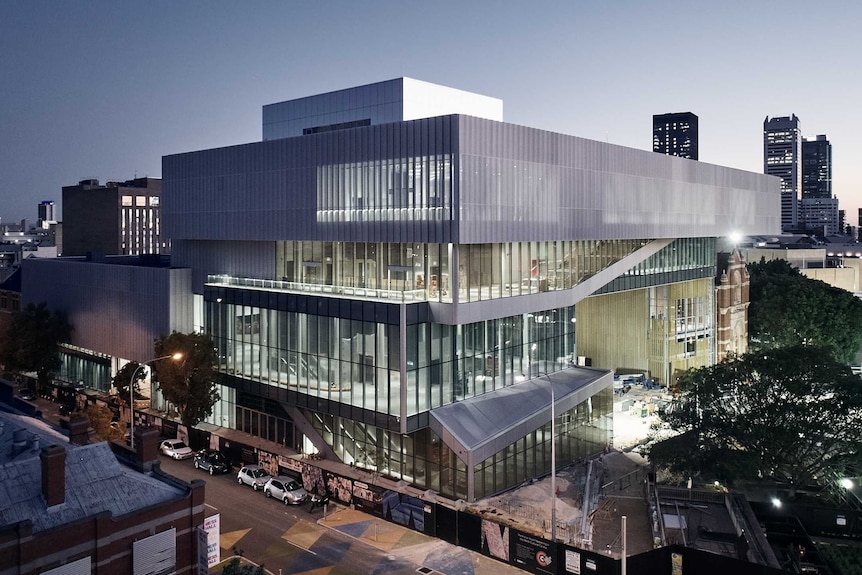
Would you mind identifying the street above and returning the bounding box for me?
[159,456,464,575]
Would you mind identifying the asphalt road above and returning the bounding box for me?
[159,455,425,575]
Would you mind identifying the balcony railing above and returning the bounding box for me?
[206,274,428,303]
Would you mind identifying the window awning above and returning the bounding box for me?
[429,367,613,469]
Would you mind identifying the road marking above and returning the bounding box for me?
[205,503,219,510]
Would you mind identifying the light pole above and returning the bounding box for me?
[537,370,557,542]
[129,353,182,449]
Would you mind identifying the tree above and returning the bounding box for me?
[0,302,72,392]
[748,258,862,364]
[648,346,862,497]
[112,361,146,400]
[74,404,125,442]
[153,331,219,433]
[221,558,265,575]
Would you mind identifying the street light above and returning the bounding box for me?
[537,370,557,542]
[129,353,182,449]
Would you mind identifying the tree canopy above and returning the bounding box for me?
[74,404,125,442]
[153,331,218,433]
[648,346,862,496]
[748,258,862,364]
[112,361,146,401]
[0,302,72,389]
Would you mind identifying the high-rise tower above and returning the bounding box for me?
[802,134,832,200]
[764,115,802,231]
[653,112,698,160]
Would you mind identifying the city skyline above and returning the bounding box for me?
[2,1,861,226]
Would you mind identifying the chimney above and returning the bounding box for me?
[68,416,90,446]
[135,425,161,471]
[40,445,66,507]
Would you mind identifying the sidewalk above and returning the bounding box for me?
[315,504,529,575]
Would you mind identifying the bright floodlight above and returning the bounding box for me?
[841,478,854,489]
[729,231,742,245]
[772,497,782,508]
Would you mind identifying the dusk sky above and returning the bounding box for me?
[2,1,861,225]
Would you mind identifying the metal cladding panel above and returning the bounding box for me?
[456,116,780,244]
[172,239,276,294]
[21,258,189,361]
[163,116,459,245]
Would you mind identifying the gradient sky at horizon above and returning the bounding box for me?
[3,1,861,226]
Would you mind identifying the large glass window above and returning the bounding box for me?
[208,298,577,417]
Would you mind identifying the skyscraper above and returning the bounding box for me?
[37,200,56,226]
[802,134,832,199]
[653,112,698,160]
[763,115,802,232]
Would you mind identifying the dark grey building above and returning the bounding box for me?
[62,177,166,257]
[653,112,698,160]
[763,115,802,232]
[802,134,832,200]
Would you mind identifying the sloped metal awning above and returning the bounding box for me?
[429,367,613,469]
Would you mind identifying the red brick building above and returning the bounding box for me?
[0,412,205,575]
[715,249,750,362]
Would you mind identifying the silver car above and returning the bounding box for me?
[263,476,308,505]
[236,465,271,491]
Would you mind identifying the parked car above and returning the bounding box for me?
[237,465,271,491]
[194,449,230,475]
[17,389,37,401]
[263,476,308,505]
[159,439,194,460]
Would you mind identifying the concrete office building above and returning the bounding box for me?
[800,197,840,236]
[62,177,167,257]
[764,115,802,232]
[155,78,779,501]
[653,112,698,160]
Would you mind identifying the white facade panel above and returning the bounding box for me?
[401,77,502,122]
[262,77,502,140]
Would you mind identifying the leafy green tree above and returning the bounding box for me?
[153,331,218,433]
[0,302,72,392]
[648,346,862,497]
[112,361,146,401]
[748,258,862,364]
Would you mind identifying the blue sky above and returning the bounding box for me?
[2,1,861,225]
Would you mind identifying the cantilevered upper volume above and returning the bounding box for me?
[165,80,779,253]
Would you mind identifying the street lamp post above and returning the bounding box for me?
[129,353,182,449]
[537,370,557,542]
[550,381,557,542]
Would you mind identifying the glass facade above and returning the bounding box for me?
[207,299,577,419]
[316,155,453,222]
[473,387,613,500]
[58,346,111,392]
[305,386,612,502]
[274,239,646,304]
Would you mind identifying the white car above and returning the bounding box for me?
[159,439,194,460]
[237,465,272,491]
